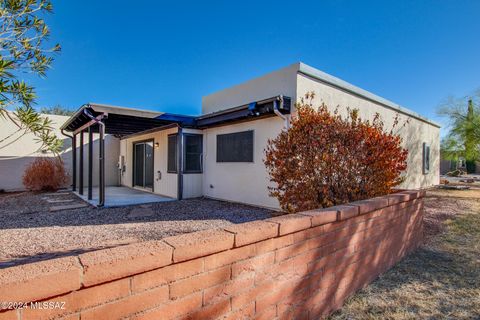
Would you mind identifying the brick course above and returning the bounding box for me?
[0,190,424,320]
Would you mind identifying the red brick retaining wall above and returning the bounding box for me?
[0,190,424,320]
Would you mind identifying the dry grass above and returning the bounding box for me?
[329,188,480,320]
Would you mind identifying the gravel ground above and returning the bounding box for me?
[0,191,275,268]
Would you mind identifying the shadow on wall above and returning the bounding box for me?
[401,123,439,188]
[0,134,120,192]
[283,202,424,318]
[0,245,121,270]
[68,134,121,189]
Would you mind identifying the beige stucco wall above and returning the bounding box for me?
[202,116,284,209]
[73,134,120,188]
[0,113,69,191]
[199,64,440,209]
[120,128,179,199]
[296,73,440,189]
[202,63,298,115]
[0,112,119,191]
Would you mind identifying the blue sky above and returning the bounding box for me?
[31,0,480,128]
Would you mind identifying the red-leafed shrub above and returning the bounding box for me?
[264,93,408,213]
[22,157,69,191]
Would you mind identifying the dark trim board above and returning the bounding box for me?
[62,96,291,139]
[177,127,183,200]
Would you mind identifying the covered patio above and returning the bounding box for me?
[60,103,194,207]
[60,97,291,207]
[73,186,173,207]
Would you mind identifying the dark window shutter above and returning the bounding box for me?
[216,130,254,162]
[167,134,177,173]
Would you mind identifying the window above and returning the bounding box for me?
[458,157,466,169]
[184,134,203,173]
[167,134,177,173]
[217,130,254,162]
[423,142,430,174]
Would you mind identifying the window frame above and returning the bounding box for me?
[216,130,254,163]
[183,133,203,174]
[422,142,430,174]
[167,134,177,173]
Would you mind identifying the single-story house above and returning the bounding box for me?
[61,62,440,209]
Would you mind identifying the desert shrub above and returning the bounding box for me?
[446,169,467,177]
[22,157,69,191]
[264,93,408,213]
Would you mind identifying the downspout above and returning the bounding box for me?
[177,125,183,201]
[61,129,73,140]
[273,95,290,129]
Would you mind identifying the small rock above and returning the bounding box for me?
[50,203,88,212]
[128,207,155,218]
[46,199,75,203]
[43,192,71,196]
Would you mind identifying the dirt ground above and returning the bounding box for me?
[0,191,274,268]
[329,187,480,320]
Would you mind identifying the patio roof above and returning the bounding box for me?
[61,103,195,137]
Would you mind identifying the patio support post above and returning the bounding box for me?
[72,134,77,191]
[79,130,84,195]
[99,122,105,206]
[177,126,183,200]
[88,126,93,200]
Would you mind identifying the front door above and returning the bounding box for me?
[133,141,154,190]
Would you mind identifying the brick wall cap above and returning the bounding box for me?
[267,214,312,235]
[79,240,173,287]
[163,229,234,263]
[335,205,359,221]
[0,256,80,287]
[224,220,279,247]
[299,208,338,226]
[349,197,389,214]
[386,193,409,205]
[400,190,421,199]
[0,256,81,302]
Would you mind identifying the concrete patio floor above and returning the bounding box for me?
[74,186,175,207]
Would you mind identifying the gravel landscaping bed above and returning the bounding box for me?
[0,191,275,268]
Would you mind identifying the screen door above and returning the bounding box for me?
[133,141,154,190]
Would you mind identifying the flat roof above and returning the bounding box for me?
[297,62,441,128]
[60,103,179,137]
[60,96,289,136]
